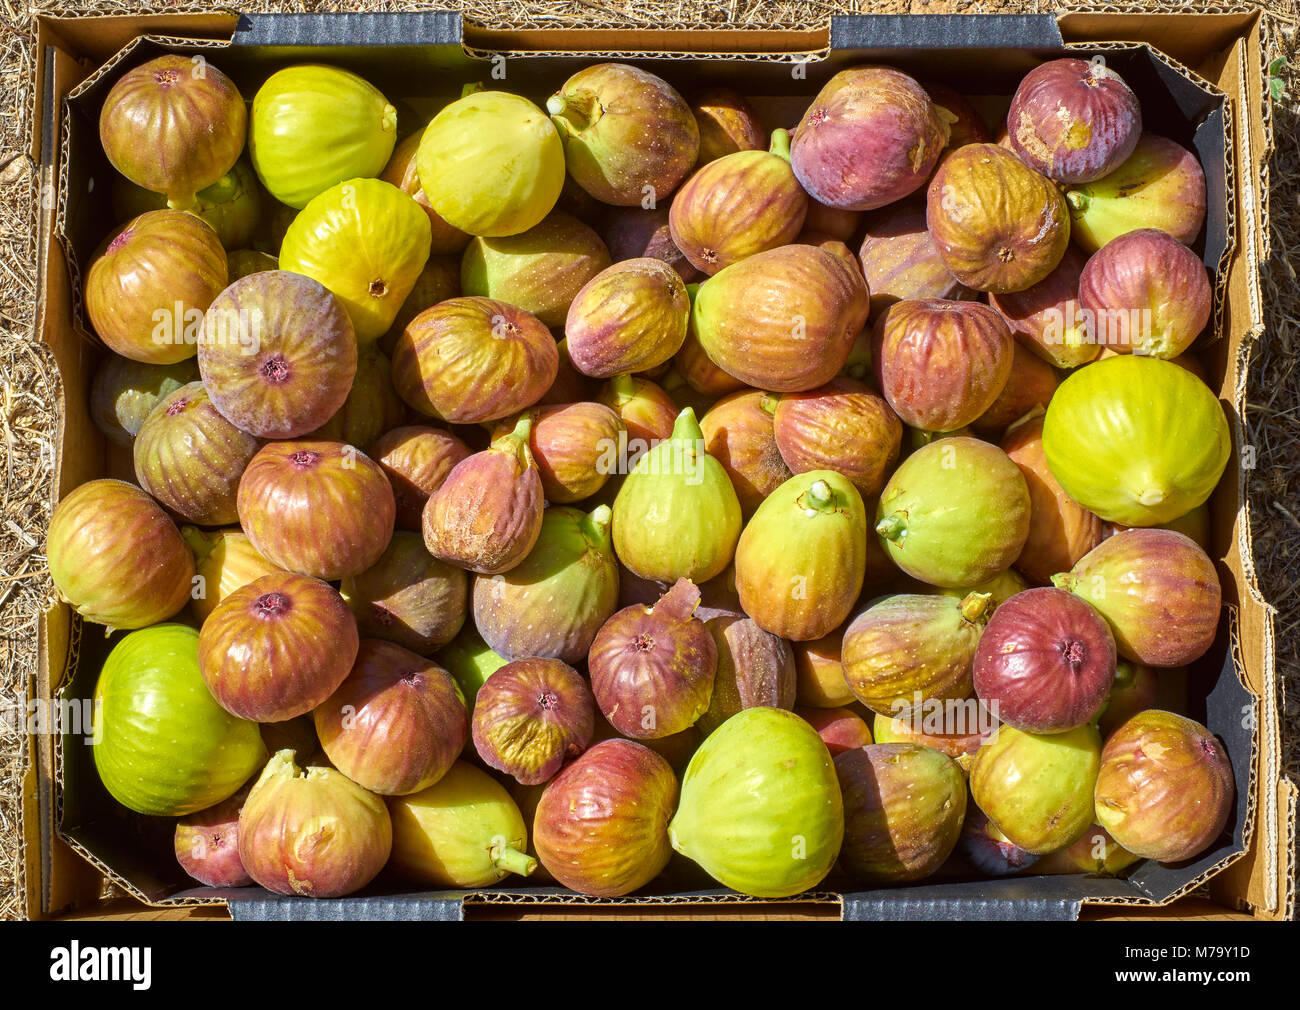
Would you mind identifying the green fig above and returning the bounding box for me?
[669,707,844,898]
[876,436,1030,588]
[612,407,742,584]
[970,722,1102,854]
[734,470,867,641]
[472,505,620,664]
[436,625,509,716]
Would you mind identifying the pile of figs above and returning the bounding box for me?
[58,50,1238,902]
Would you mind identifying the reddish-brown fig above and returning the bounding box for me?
[1094,711,1233,863]
[699,390,792,515]
[313,639,468,795]
[199,572,360,722]
[370,425,472,531]
[989,245,1101,370]
[472,658,595,785]
[858,201,974,316]
[422,416,544,575]
[237,440,396,581]
[533,739,678,896]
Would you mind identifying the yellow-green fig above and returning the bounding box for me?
[734,470,867,641]
[669,707,844,897]
[612,407,742,584]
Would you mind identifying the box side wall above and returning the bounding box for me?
[27,8,1282,919]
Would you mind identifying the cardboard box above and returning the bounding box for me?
[24,8,1295,921]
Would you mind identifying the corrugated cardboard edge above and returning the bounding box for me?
[30,7,1286,920]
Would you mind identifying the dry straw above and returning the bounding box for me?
[0,0,1295,920]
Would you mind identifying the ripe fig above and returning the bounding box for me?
[599,206,699,282]
[1006,58,1142,183]
[534,739,678,896]
[674,324,746,397]
[791,66,949,211]
[691,244,870,391]
[694,613,797,737]
[735,470,867,641]
[416,90,565,238]
[835,743,967,883]
[184,526,283,625]
[174,786,252,888]
[86,210,226,364]
[90,354,199,447]
[842,592,988,717]
[239,750,391,898]
[238,439,396,581]
[691,88,766,165]
[198,571,359,722]
[875,299,1013,432]
[876,437,1031,588]
[48,479,194,630]
[509,401,625,503]
[250,65,397,210]
[472,505,619,664]
[1053,529,1220,668]
[93,624,265,817]
[973,587,1115,733]
[100,54,246,209]
[699,390,791,515]
[1003,413,1105,584]
[313,639,468,795]
[926,143,1070,294]
[588,579,717,739]
[612,407,741,584]
[279,178,431,344]
[340,532,468,654]
[199,270,357,440]
[988,245,1100,369]
[1065,134,1206,252]
[423,416,544,575]
[370,425,472,530]
[797,706,873,756]
[134,381,262,526]
[1078,228,1211,359]
[461,211,610,327]
[1094,710,1233,862]
[392,297,558,424]
[388,761,536,887]
[970,722,1102,854]
[472,658,595,785]
[598,373,678,443]
[858,200,974,316]
[565,258,690,377]
[1042,355,1229,527]
[772,377,902,497]
[1058,823,1141,876]
[669,128,807,275]
[548,64,699,206]
[669,707,844,897]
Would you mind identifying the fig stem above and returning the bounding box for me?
[179,524,217,563]
[804,479,835,511]
[669,406,705,444]
[381,103,398,133]
[491,843,538,878]
[1065,189,1088,213]
[759,392,780,417]
[876,513,906,541]
[545,93,567,116]
[1050,572,1077,592]
[608,373,637,403]
[197,170,240,205]
[166,192,198,212]
[768,127,793,162]
[461,82,485,100]
[582,504,614,551]
[959,591,992,623]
